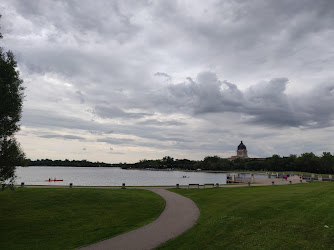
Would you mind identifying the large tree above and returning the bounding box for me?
[0,14,25,185]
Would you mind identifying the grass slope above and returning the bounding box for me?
[0,188,165,249]
[159,182,334,249]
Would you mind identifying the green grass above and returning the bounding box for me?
[158,182,334,249]
[0,188,165,249]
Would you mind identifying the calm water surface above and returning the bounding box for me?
[15,166,228,186]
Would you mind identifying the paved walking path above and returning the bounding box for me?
[80,187,200,250]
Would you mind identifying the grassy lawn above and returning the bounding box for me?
[0,188,165,249]
[159,182,334,249]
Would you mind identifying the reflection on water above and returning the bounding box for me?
[15,167,227,186]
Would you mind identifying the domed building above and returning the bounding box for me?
[230,141,249,160]
[237,141,248,158]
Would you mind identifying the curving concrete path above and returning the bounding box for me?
[80,187,200,250]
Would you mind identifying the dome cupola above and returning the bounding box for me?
[237,141,247,150]
[230,141,249,160]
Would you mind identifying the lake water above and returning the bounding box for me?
[15,166,228,186]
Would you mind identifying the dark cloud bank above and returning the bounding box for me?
[93,71,334,129]
[2,0,334,160]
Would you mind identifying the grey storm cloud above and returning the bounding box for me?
[97,138,135,145]
[154,72,171,79]
[89,130,114,135]
[21,109,104,132]
[98,135,193,152]
[76,91,85,104]
[143,134,191,143]
[144,72,334,128]
[3,0,334,87]
[2,0,334,161]
[137,119,186,127]
[94,105,152,119]
[39,134,85,141]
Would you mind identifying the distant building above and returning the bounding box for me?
[230,141,249,160]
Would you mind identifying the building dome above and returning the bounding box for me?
[230,141,249,160]
[237,141,247,150]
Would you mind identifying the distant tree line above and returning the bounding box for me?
[25,152,334,174]
[26,159,113,167]
[129,152,334,174]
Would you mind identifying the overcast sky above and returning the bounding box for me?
[1,0,334,163]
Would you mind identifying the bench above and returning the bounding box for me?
[188,184,199,189]
[204,183,215,188]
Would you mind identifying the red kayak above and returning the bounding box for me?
[45,179,63,182]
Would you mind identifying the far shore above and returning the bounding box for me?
[20,165,329,177]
